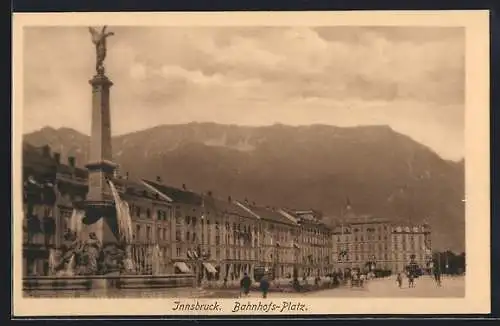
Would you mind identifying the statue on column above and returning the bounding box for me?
[88,26,115,74]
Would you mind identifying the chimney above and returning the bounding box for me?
[156,176,162,183]
[68,156,75,167]
[182,184,187,190]
[228,196,232,202]
[53,152,61,164]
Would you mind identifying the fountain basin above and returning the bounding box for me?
[23,274,195,297]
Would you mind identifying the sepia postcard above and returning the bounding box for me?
[12,11,490,316]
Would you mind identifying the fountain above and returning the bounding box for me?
[22,26,195,297]
[152,244,163,276]
[64,254,76,276]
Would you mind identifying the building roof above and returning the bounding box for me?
[142,179,203,205]
[113,178,171,203]
[241,203,296,226]
[23,143,88,180]
[281,208,330,229]
[337,214,391,225]
[205,197,258,220]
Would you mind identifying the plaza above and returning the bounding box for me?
[197,275,465,299]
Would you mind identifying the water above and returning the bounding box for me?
[108,180,134,243]
[69,209,85,233]
[64,254,75,276]
[48,249,58,276]
[152,244,164,275]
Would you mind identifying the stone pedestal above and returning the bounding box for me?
[81,72,119,247]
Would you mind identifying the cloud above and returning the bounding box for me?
[22,26,465,160]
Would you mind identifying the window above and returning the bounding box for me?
[146,226,151,240]
[163,229,167,241]
[176,247,181,257]
[186,231,190,242]
[146,208,151,219]
[136,224,141,240]
[176,231,181,241]
[157,228,162,241]
[136,207,141,217]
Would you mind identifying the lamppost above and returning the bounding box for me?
[273,243,280,280]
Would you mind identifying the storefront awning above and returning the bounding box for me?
[203,262,217,274]
[174,262,192,274]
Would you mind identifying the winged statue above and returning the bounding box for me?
[88,26,115,73]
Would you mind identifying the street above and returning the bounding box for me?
[201,275,465,298]
[298,275,465,298]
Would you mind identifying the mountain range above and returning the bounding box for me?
[23,123,465,252]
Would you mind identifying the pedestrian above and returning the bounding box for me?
[396,272,403,288]
[240,272,252,297]
[359,273,366,288]
[408,272,415,288]
[433,267,442,287]
[260,276,270,298]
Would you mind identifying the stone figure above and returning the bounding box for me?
[77,232,102,275]
[99,243,126,275]
[88,26,114,74]
[54,229,129,276]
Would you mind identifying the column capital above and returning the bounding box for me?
[89,73,113,87]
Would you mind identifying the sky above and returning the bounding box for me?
[23,26,465,161]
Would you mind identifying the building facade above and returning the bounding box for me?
[331,212,432,273]
[282,209,333,277]
[391,224,432,273]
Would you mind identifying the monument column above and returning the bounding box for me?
[80,26,119,248]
